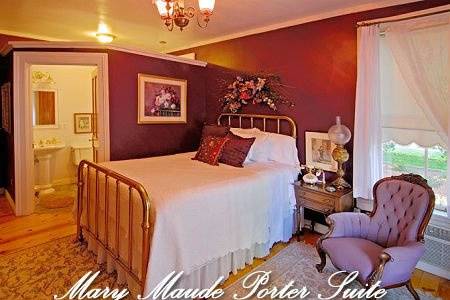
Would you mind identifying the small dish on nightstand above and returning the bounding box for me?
[325,186,336,193]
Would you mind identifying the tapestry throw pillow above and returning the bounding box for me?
[220,133,256,167]
[230,127,269,163]
[193,135,229,166]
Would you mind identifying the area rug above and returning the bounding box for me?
[224,242,441,300]
[0,236,440,300]
[38,190,75,209]
[0,235,127,300]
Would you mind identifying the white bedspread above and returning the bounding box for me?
[98,152,298,294]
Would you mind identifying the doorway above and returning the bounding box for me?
[31,65,97,214]
[13,52,110,216]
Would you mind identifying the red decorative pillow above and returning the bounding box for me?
[193,136,229,166]
[220,133,256,167]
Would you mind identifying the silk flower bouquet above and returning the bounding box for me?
[220,75,294,113]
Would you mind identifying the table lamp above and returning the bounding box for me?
[328,116,351,189]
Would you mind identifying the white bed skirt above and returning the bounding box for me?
[83,213,295,298]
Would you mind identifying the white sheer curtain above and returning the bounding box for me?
[380,36,445,148]
[384,13,449,215]
[384,13,449,145]
[353,25,383,200]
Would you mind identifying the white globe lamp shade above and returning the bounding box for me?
[328,116,351,145]
[198,0,215,14]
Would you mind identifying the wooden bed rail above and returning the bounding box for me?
[76,159,152,293]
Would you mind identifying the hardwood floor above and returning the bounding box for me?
[0,195,76,256]
[0,195,448,298]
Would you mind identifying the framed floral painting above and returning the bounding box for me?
[305,131,338,172]
[138,74,187,124]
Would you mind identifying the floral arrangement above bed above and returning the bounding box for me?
[220,75,294,113]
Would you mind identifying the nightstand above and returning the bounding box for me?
[293,181,353,236]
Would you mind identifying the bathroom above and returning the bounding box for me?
[32,65,97,213]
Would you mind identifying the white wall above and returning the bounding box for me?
[32,65,96,185]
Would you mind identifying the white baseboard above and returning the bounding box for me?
[417,261,450,280]
[5,189,15,214]
[304,219,329,235]
[314,223,329,235]
[356,197,374,212]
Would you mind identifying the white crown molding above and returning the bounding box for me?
[0,29,67,42]
[1,41,207,67]
[357,4,450,25]
[164,0,421,53]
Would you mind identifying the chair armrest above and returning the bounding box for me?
[384,241,425,265]
[326,212,371,239]
[378,242,425,287]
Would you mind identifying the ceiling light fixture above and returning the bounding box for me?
[154,0,215,31]
[96,23,116,43]
[96,32,116,43]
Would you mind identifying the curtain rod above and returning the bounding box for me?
[357,9,450,27]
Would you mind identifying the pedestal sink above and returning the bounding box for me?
[34,144,65,194]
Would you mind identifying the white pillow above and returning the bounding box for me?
[230,127,261,135]
[230,128,269,163]
[264,132,300,167]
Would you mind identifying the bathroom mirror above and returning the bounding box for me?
[32,89,58,128]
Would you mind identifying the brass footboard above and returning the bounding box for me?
[76,159,152,294]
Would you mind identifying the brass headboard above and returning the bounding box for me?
[217,113,297,139]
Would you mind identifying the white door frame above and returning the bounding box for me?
[13,51,110,216]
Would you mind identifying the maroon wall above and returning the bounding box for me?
[0,33,207,195]
[172,0,449,180]
[107,50,206,160]
[0,34,36,194]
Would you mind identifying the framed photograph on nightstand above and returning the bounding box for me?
[305,131,338,172]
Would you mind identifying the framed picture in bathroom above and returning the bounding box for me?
[137,73,187,124]
[1,82,11,133]
[74,113,93,134]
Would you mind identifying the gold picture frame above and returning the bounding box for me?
[74,113,93,134]
[138,73,187,124]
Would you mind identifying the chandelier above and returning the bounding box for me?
[154,0,215,31]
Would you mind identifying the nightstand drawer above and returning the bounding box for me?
[302,199,334,214]
[296,189,334,206]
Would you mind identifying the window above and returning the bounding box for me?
[382,142,447,212]
[380,33,448,215]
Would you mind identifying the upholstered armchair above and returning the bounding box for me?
[316,174,435,299]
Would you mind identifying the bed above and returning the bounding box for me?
[75,113,299,297]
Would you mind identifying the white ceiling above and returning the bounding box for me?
[0,0,417,53]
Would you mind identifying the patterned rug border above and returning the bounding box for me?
[225,240,317,291]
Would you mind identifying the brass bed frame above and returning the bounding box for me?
[76,113,297,295]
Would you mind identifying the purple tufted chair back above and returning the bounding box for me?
[365,175,435,248]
